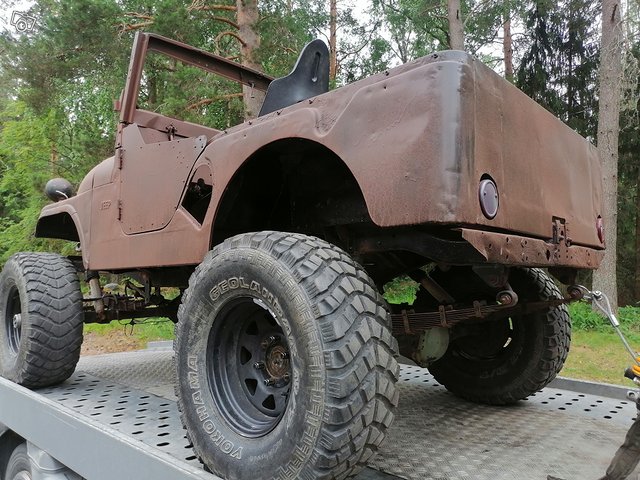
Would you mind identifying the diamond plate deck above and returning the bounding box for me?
[34,350,639,480]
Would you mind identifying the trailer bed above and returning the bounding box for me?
[0,346,636,480]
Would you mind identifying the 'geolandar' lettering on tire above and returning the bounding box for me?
[209,277,250,300]
[175,231,399,480]
[210,277,283,317]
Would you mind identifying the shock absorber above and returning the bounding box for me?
[86,270,105,321]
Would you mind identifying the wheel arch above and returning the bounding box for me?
[209,137,374,248]
[35,209,82,244]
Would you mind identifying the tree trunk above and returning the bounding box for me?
[503,7,513,81]
[148,72,157,108]
[329,0,337,81]
[634,168,640,301]
[237,0,265,119]
[447,0,464,50]
[592,0,623,310]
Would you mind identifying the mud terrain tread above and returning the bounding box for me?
[175,231,399,480]
[1,253,84,387]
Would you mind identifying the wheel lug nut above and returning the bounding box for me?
[253,362,265,370]
[280,352,289,360]
[264,378,276,386]
[261,335,280,350]
[283,373,290,384]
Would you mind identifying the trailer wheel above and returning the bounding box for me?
[4,443,31,480]
[175,231,399,480]
[428,268,570,405]
[0,253,84,388]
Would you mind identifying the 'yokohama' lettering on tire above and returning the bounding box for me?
[187,354,243,459]
[175,232,399,479]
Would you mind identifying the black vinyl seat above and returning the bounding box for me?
[258,39,330,116]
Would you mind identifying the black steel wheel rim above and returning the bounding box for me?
[207,296,292,438]
[5,285,22,355]
[454,316,521,364]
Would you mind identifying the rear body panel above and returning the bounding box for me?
[36,46,603,271]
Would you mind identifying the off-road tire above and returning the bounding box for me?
[0,253,84,388]
[175,231,399,480]
[428,268,570,405]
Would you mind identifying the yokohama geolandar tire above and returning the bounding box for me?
[428,268,571,405]
[175,232,399,480]
[0,253,84,388]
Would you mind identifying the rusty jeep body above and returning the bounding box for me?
[38,35,603,278]
[1,33,603,480]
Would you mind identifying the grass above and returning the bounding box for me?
[84,318,175,343]
[81,285,179,347]
[561,330,637,386]
[561,302,640,386]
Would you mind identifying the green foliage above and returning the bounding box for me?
[383,275,419,304]
[367,0,517,71]
[615,44,640,305]
[0,101,69,262]
[619,306,640,333]
[370,0,447,65]
[140,54,245,129]
[258,0,325,77]
[569,302,640,341]
[0,0,324,264]
[568,302,608,331]
[516,0,600,139]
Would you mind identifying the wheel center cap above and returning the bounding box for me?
[12,314,21,330]
[266,345,289,378]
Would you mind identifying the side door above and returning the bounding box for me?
[117,124,206,235]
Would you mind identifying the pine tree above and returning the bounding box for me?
[592,0,624,309]
[516,0,599,139]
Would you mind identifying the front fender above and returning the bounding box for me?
[36,192,91,267]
